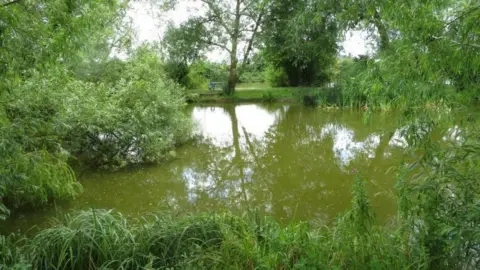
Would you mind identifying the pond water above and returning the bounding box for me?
[2,104,415,234]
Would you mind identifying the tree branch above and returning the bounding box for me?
[432,35,480,49]
[1,0,21,7]
[201,38,231,53]
[200,0,232,36]
[240,2,266,70]
[443,4,480,28]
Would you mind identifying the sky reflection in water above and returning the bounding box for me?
[3,104,421,233]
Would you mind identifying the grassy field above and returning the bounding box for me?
[195,82,270,92]
[235,82,270,90]
[189,86,322,103]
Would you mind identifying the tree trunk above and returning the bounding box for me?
[238,8,265,77]
[227,50,238,95]
[225,0,241,95]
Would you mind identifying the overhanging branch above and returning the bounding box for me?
[1,0,21,7]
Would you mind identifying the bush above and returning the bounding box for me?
[262,91,275,102]
[396,120,480,269]
[186,62,209,89]
[335,57,369,108]
[239,70,265,84]
[265,65,288,87]
[0,51,192,217]
[1,70,83,213]
[163,61,190,87]
[65,51,192,168]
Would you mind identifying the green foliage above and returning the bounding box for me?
[265,65,288,87]
[334,56,369,107]
[65,50,192,168]
[239,70,265,84]
[186,62,210,89]
[201,62,229,83]
[77,58,128,85]
[0,0,127,93]
[334,0,391,51]
[161,20,210,89]
[0,235,29,269]
[163,61,191,87]
[334,1,480,110]
[262,0,338,87]
[261,91,275,102]
[0,1,191,217]
[162,21,208,64]
[238,53,266,83]
[162,60,229,90]
[160,0,268,93]
[396,120,480,269]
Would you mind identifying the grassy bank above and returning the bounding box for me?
[1,177,425,269]
[187,87,332,104]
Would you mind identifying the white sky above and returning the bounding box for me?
[127,1,373,61]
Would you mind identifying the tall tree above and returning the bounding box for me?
[161,20,208,86]
[262,0,338,86]
[165,0,268,94]
[201,0,268,94]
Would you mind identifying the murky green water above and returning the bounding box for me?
[2,104,415,234]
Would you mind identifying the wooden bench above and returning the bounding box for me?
[208,82,225,91]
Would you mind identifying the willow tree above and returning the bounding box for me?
[161,20,208,87]
[335,0,391,51]
[334,0,480,109]
[0,0,129,218]
[0,0,191,218]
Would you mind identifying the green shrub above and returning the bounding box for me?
[65,52,192,168]
[261,91,275,102]
[239,70,265,84]
[0,51,192,216]
[163,61,190,87]
[265,65,288,87]
[0,235,30,269]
